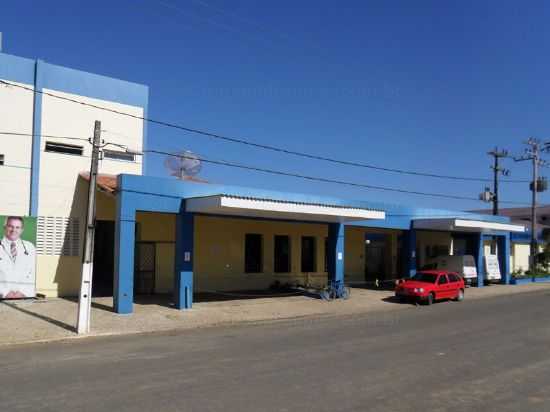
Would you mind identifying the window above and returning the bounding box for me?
[301,236,316,273]
[438,275,449,285]
[411,272,438,283]
[274,235,291,273]
[0,154,4,165]
[448,273,459,283]
[245,234,263,273]
[45,141,83,156]
[103,149,135,162]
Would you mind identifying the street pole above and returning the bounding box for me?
[513,138,549,274]
[487,147,510,216]
[493,154,499,215]
[531,153,538,273]
[77,121,101,334]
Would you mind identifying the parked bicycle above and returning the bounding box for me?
[320,280,351,301]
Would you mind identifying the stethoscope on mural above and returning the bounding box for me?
[0,239,30,260]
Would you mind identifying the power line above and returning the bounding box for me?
[146,149,527,204]
[0,128,528,204]
[0,131,90,142]
[0,79,529,184]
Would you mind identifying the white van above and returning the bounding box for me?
[423,255,478,281]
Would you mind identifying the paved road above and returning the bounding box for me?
[1,289,550,412]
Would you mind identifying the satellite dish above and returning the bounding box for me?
[164,150,202,179]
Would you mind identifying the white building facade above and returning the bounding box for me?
[0,52,148,296]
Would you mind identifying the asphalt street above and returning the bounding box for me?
[1,289,550,412]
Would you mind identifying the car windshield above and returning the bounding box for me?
[411,273,438,283]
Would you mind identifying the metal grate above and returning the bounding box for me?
[36,216,80,256]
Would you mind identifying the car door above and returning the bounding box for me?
[448,273,461,297]
[437,274,451,298]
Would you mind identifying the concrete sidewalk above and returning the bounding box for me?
[1,283,549,347]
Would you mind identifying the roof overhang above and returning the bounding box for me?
[185,195,385,223]
[413,218,525,233]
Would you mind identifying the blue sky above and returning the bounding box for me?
[2,0,550,210]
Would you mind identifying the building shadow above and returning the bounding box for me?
[351,280,397,291]
[1,300,76,333]
[194,288,319,303]
[133,294,175,308]
[60,297,114,313]
[381,296,417,305]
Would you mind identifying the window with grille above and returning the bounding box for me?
[36,216,80,256]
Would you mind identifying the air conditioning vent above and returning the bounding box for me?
[36,216,80,256]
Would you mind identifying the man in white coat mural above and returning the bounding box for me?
[0,216,36,299]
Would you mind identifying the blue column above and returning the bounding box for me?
[174,204,194,309]
[114,190,136,314]
[474,233,485,287]
[328,223,345,283]
[29,60,44,216]
[404,229,417,278]
[498,233,511,285]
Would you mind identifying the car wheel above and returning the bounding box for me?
[455,289,464,302]
[426,293,435,306]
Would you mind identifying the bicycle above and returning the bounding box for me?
[320,280,351,301]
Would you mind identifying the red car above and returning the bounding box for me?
[395,270,465,305]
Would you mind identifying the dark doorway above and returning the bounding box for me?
[92,220,115,297]
[365,234,387,281]
[135,242,156,295]
[274,235,291,273]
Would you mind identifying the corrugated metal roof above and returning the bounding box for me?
[217,194,383,212]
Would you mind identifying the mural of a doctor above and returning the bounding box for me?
[0,216,36,299]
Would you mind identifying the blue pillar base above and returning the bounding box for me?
[328,223,345,284]
[114,216,136,314]
[475,233,485,288]
[175,271,193,309]
[404,229,417,278]
[497,234,511,285]
[175,206,194,310]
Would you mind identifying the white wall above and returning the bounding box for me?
[38,88,144,216]
[0,79,34,215]
[512,244,530,273]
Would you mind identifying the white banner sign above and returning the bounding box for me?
[484,254,501,280]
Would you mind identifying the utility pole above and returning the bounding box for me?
[77,121,101,334]
[514,138,549,273]
[487,147,510,216]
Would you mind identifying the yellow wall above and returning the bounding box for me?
[96,191,116,221]
[36,256,81,297]
[344,226,401,282]
[35,189,118,297]
[136,212,176,294]
[193,215,328,291]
